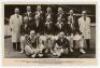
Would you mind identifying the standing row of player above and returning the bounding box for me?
[20,5,80,35]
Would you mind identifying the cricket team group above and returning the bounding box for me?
[9,5,91,58]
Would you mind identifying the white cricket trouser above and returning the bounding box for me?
[20,35,26,52]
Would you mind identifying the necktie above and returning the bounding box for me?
[84,17,86,21]
[70,16,74,29]
[17,15,19,18]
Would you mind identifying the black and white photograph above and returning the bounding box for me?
[4,4,96,58]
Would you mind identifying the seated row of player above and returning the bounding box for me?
[22,30,85,58]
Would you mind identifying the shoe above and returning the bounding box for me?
[70,48,74,53]
[80,49,86,54]
[38,54,43,57]
[31,54,36,58]
[18,51,24,53]
[52,52,58,56]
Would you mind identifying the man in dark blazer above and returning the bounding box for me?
[55,17,66,35]
[24,6,34,33]
[33,14,42,34]
[44,15,55,35]
[53,32,69,57]
[34,5,45,34]
[56,7,67,23]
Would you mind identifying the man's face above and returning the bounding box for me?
[47,7,52,13]
[30,31,35,37]
[58,8,63,14]
[82,11,87,17]
[59,32,65,39]
[82,13,87,17]
[37,6,41,11]
[27,6,31,12]
[15,8,19,14]
[69,10,74,15]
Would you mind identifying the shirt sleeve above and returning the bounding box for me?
[9,15,13,29]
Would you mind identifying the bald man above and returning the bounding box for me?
[78,10,91,50]
[34,5,44,34]
[25,6,33,17]
[24,6,34,32]
[10,8,23,51]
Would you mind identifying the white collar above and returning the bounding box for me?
[15,14,19,16]
[82,16,87,18]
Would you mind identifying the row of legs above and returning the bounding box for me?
[71,39,90,54]
[12,39,90,54]
[13,42,21,51]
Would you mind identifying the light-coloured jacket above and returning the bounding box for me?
[78,16,91,39]
[10,14,23,42]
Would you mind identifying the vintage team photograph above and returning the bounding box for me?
[4,4,96,58]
